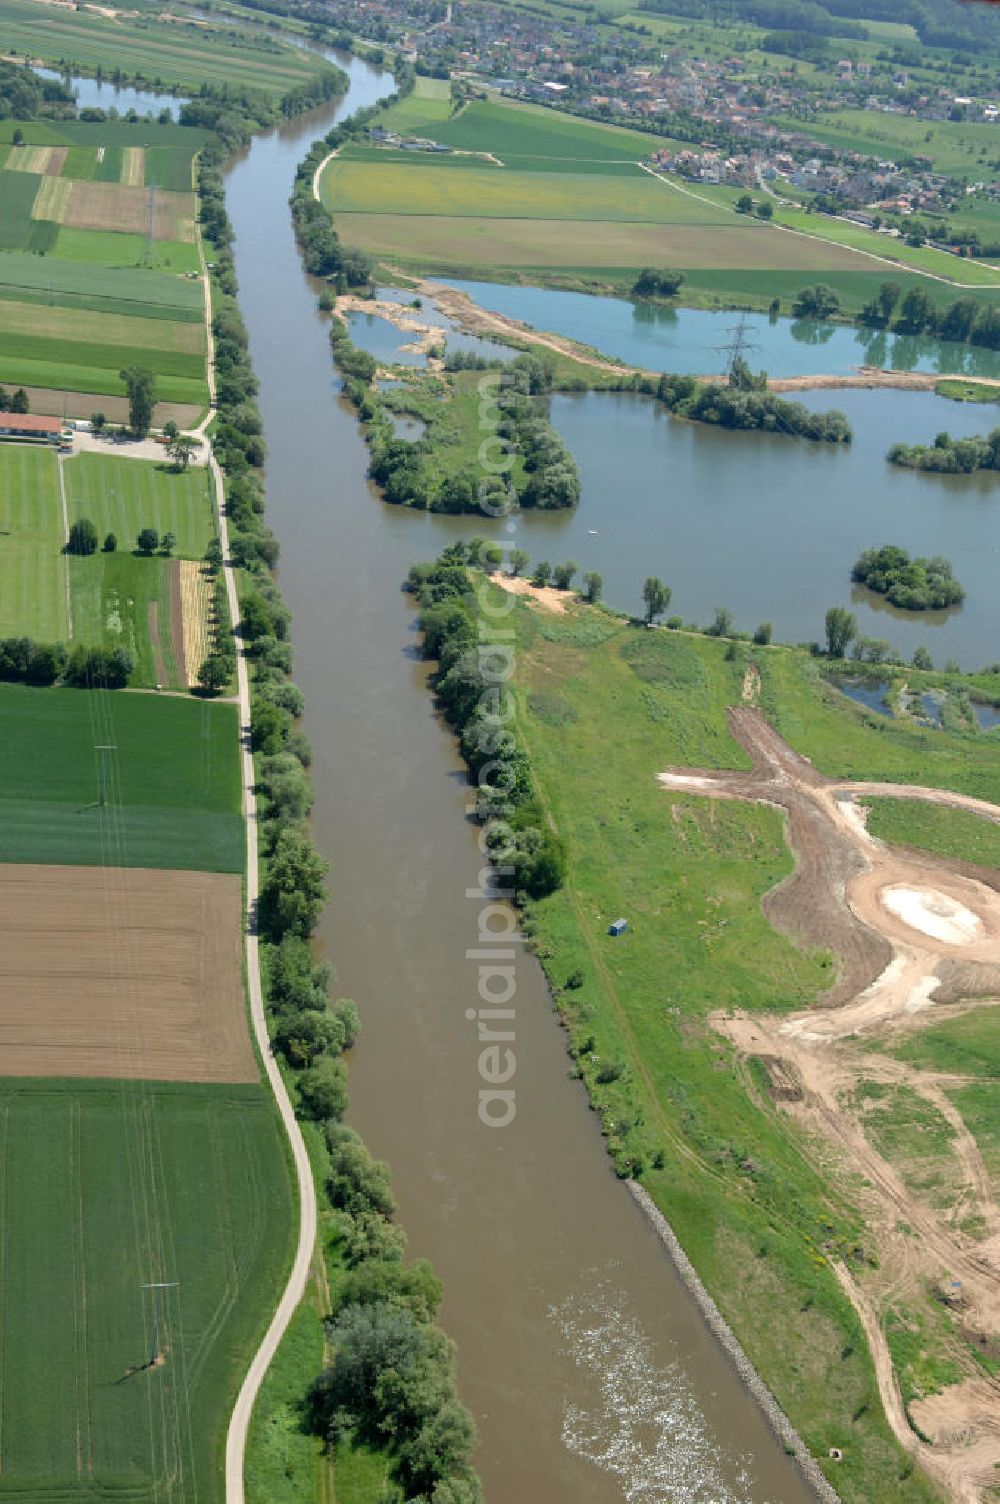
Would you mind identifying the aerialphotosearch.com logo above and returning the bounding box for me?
[465,370,528,1130]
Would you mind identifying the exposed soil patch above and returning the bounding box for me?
[489,571,568,614]
[147,599,168,687]
[0,864,256,1081]
[658,707,1000,1501]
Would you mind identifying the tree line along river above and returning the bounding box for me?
[45,44,1000,1501]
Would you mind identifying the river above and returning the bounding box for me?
[224,51,821,1504]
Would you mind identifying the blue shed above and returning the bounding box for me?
[608,918,629,936]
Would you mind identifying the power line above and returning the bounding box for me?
[716,313,760,379]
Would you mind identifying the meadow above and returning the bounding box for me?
[0,1076,294,1502]
[0,0,329,96]
[0,683,243,871]
[70,551,184,689]
[65,453,215,558]
[0,446,69,640]
[864,797,1000,869]
[497,601,1000,1504]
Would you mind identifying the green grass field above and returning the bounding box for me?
[327,157,729,223]
[0,1076,294,1502]
[0,0,332,96]
[65,453,215,559]
[0,248,204,316]
[0,168,46,250]
[70,551,183,689]
[887,1007,1000,1078]
[51,225,202,275]
[490,603,1000,1503]
[0,446,69,640]
[0,683,243,870]
[863,798,1000,869]
[0,296,204,353]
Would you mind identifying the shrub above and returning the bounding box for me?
[67,518,98,556]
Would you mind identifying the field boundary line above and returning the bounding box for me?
[215,428,317,1504]
[192,173,317,1500]
[56,454,74,639]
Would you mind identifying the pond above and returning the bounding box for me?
[345,310,426,366]
[441,278,1000,381]
[973,701,1000,730]
[524,386,1000,670]
[834,678,894,715]
[389,413,427,441]
[33,67,186,120]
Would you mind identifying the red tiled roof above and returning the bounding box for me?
[0,414,62,433]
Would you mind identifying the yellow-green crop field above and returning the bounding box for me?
[326,158,733,222]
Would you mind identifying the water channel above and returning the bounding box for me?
[441,276,1000,381]
[224,50,822,1504]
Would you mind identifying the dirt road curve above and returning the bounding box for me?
[658,707,1000,1503]
[193,199,318,1504]
[214,440,317,1504]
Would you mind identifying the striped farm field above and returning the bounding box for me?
[0,681,242,870]
[0,249,204,314]
[0,351,205,406]
[0,328,204,385]
[0,446,69,640]
[0,111,206,401]
[65,453,215,559]
[0,0,332,95]
[0,1077,294,1502]
[0,296,205,354]
[325,157,730,223]
[121,145,145,186]
[4,143,66,174]
[31,172,70,223]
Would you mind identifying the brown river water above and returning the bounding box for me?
[224,59,822,1504]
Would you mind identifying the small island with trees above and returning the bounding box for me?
[851,545,965,611]
[887,428,1000,475]
[657,358,852,443]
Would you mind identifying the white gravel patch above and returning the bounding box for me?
[882,886,982,946]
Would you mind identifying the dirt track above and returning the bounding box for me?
[658,706,1000,1502]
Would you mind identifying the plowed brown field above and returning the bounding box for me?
[0,864,255,1081]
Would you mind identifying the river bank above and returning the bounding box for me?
[356,279,1000,395]
[408,551,1000,1504]
[218,46,837,1504]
